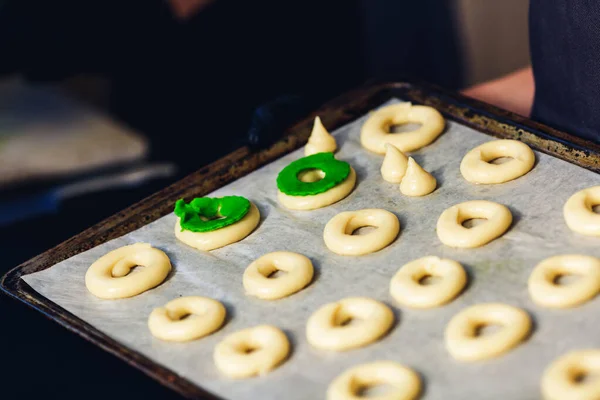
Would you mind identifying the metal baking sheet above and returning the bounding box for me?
[21,99,600,399]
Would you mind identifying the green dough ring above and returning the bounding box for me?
[174,196,251,233]
[276,152,350,196]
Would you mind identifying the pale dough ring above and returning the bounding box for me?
[445,303,532,362]
[390,256,467,308]
[85,243,171,299]
[324,209,400,256]
[360,102,445,154]
[278,167,356,210]
[306,297,394,351]
[243,251,314,300]
[436,200,512,248]
[175,202,260,251]
[460,139,535,184]
[148,296,226,342]
[213,325,290,378]
[327,361,421,400]
[542,349,600,400]
[564,186,600,237]
[528,254,600,309]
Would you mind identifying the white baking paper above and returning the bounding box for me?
[22,99,600,400]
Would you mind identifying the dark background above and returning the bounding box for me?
[0,1,463,398]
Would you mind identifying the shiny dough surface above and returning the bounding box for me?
[436,200,512,248]
[399,157,437,197]
[542,350,600,400]
[213,325,289,378]
[278,167,356,210]
[360,102,445,154]
[564,186,600,236]
[390,256,467,308]
[327,361,421,400]
[445,303,531,362]
[243,251,314,300]
[175,202,260,251]
[460,139,535,184]
[85,243,171,299]
[381,143,408,183]
[306,297,394,351]
[323,208,400,256]
[148,296,226,342]
[529,254,600,308]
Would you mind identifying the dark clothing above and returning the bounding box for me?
[359,0,463,90]
[530,0,600,142]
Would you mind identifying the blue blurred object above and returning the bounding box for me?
[0,190,61,226]
[0,163,176,226]
[246,94,315,150]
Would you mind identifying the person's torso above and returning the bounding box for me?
[530,0,600,142]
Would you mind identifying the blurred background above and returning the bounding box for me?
[0,0,529,398]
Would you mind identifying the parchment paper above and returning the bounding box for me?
[23,99,600,400]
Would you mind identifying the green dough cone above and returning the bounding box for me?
[276,152,350,196]
[174,196,251,232]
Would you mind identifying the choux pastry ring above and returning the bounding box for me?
[360,102,445,154]
[327,361,421,400]
[564,186,600,237]
[85,243,171,299]
[460,139,535,184]
[323,209,400,256]
[542,350,600,400]
[445,303,532,362]
[390,256,467,308]
[528,254,600,308]
[213,325,290,378]
[148,296,226,342]
[306,297,394,351]
[436,200,512,248]
[243,251,314,300]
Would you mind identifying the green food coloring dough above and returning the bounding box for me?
[174,196,251,232]
[276,152,350,196]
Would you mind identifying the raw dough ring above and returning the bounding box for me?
[278,167,356,210]
[390,256,467,308]
[85,243,171,299]
[306,297,394,351]
[243,251,314,300]
[213,325,289,378]
[175,202,260,251]
[360,102,445,154]
[445,303,532,362]
[528,255,600,308]
[460,139,535,184]
[324,209,400,256]
[542,350,600,400]
[564,186,600,236]
[148,296,226,342]
[436,200,512,248]
[327,361,422,400]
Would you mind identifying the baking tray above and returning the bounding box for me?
[3,81,600,399]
